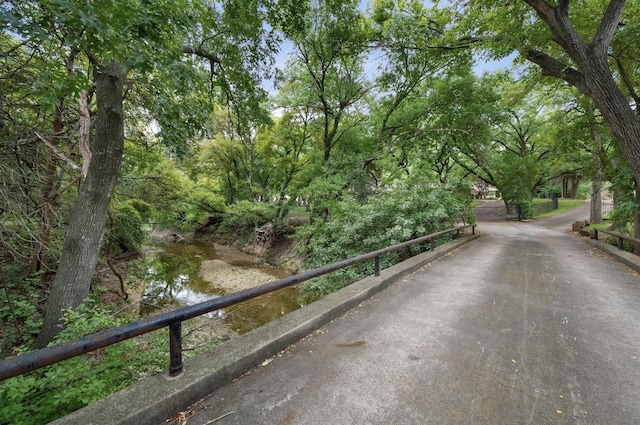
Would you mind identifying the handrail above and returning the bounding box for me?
[593,228,640,250]
[0,224,474,382]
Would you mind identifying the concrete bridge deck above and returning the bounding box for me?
[162,203,640,425]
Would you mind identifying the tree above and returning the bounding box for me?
[1,0,293,346]
[0,34,65,270]
[286,0,369,164]
[449,75,584,216]
[257,111,315,218]
[36,62,126,346]
[447,0,640,223]
[361,0,472,188]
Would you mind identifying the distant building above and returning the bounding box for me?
[470,182,498,199]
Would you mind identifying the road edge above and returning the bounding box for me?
[586,238,640,274]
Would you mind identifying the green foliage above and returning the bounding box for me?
[184,185,227,225]
[537,183,562,199]
[203,201,280,244]
[298,184,466,295]
[297,174,347,222]
[494,154,538,219]
[0,268,43,357]
[220,201,278,231]
[0,302,167,425]
[108,201,148,254]
[608,156,638,231]
[121,150,227,232]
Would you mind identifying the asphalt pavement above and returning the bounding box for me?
[167,202,640,425]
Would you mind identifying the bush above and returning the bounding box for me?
[0,302,167,424]
[212,201,278,243]
[297,185,468,295]
[538,183,562,199]
[109,201,148,254]
[0,267,43,357]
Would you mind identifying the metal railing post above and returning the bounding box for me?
[169,322,183,377]
[594,229,599,241]
[430,238,435,252]
[374,256,380,277]
[472,225,475,235]
[619,237,624,250]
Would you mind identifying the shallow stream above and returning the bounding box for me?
[141,241,304,335]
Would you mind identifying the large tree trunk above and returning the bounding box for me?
[35,62,125,348]
[524,1,640,187]
[587,105,603,223]
[570,175,579,199]
[635,179,640,255]
[582,58,640,192]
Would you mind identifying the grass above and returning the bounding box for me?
[535,198,586,219]
[585,222,610,231]
[531,198,553,204]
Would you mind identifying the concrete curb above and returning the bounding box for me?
[51,233,479,425]
[586,238,640,274]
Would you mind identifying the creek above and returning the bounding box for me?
[140,241,304,335]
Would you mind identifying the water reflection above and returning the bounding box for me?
[141,241,304,334]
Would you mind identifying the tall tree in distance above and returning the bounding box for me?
[287,0,369,164]
[365,0,466,180]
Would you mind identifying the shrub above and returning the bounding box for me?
[297,184,468,295]
[213,201,278,242]
[0,267,43,357]
[109,201,148,254]
[0,302,167,424]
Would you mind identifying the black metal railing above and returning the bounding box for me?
[0,224,474,382]
[594,228,640,252]
[533,198,559,215]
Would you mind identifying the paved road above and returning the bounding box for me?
[473,199,508,221]
[167,203,640,425]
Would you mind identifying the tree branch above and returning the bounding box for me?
[592,0,627,53]
[181,45,222,65]
[523,48,589,94]
[35,132,81,172]
[78,90,92,180]
[557,0,570,18]
[523,0,587,58]
[492,138,521,157]
[522,0,556,28]
[614,55,640,112]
